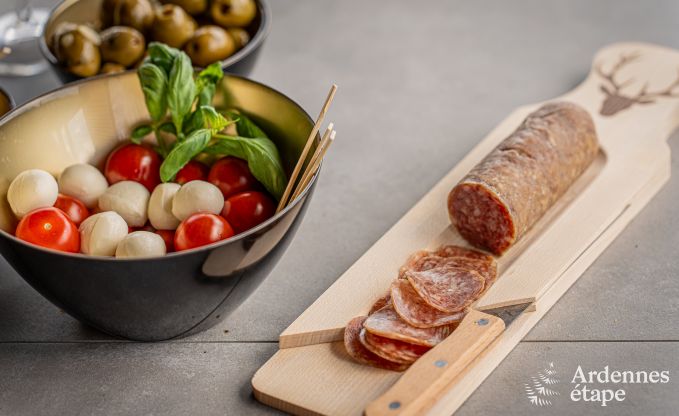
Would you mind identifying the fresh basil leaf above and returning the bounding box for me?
[159,129,211,182]
[195,63,223,106]
[197,83,216,107]
[146,42,179,75]
[158,121,176,135]
[183,106,232,135]
[138,63,168,121]
[206,135,287,200]
[131,124,153,143]
[200,106,230,134]
[167,52,196,136]
[226,110,268,139]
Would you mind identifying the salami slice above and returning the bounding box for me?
[448,102,599,255]
[363,305,456,347]
[344,316,409,372]
[399,246,497,286]
[369,293,391,315]
[361,329,430,364]
[405,265,484,313]
[391,279,466,328]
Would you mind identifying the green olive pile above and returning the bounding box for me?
[49,0,257,78]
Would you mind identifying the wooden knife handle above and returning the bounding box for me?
[365,309,505,416]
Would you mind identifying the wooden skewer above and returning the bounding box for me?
[290,130,336,201]
[276,84,338,213]
[290,125,334,201]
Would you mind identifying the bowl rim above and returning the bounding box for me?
[0,70,322,261]
[38,0,272,74]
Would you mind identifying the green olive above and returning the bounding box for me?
[226,28,250,49]
[102,0,155,33]
[183,25,236,67]
[152,4,197,49]
[210,0,257,28]
[160,0,207,15]
[99,62,126,74]
[54,25,101,77]
[100,26,145,67]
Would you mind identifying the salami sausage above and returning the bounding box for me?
[363,305,456,347]
[399,245,497,287]
[344,316,409,372]
[361,330,430,364]
[448,102,599,254]
[391,279,466,328]
[405,265,485,313]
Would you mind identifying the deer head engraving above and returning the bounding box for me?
[597,53,679,116]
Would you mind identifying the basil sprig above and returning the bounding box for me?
[134,43,287,199]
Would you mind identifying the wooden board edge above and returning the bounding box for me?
[280,328,343,349]
[252,379,324,416]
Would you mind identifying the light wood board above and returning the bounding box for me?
[253,42,679,415]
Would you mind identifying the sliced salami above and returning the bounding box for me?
[361,329,430,364]
[399,246,497,287]
[363,305,456,347]
[344,316,409,372]
[391,279,466,328]
[405,265,484,313]
[448,102,599,254]
[369,293,391,315]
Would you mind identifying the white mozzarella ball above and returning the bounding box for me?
[98,181,150,227]
[115,231,166,258]
[172,180,224,221]
[58,163,108,208]
[79,211,128,256]
[148,183,181,230]
[7,169,59,218]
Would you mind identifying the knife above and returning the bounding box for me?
[365,302,532,416]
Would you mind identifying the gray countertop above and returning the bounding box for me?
[1,1,678,415]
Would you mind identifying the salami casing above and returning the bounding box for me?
[448,102,599,254]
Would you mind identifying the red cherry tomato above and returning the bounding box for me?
[104,143,162,191]
[174,213,234,251]
[221,191,275,234]
[15,207,80,253]
[155,229,175,252]
[208,157,259,198]
[53,194,89,226]
[175,160,209,185]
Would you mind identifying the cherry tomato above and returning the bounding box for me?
[175,160,209,185]
[15,207,80,253]
[155,229,175,252]
[53,194,89,226]
[221,191,275,234]
[207,157,259,198]
[174,213,234,251]
[104,143,161,191]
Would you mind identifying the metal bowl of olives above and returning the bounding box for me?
[39,0,270,83]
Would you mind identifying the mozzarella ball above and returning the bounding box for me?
[98,181,150,227]
[115,231,166,258]
[7,169,59,218]
[148,183,181,230]
[58,163,109,208]
[172,180,224,221]
[79,211,128,256]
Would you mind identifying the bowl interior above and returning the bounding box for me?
[0,72,315,235]
[42,0,266,69]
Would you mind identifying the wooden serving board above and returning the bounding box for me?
[252,42,679,415]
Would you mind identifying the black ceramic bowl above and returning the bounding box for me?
[40,0,271,84]
[0,72,319,340]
